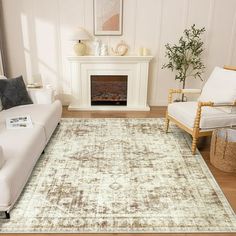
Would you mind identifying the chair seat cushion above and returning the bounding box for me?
[168,102,236,129]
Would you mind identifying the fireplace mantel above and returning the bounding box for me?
[68,55,153,111]
[68,55,153,63]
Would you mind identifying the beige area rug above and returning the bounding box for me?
[0,118,236,233]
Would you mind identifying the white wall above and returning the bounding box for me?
[2,0,236,105]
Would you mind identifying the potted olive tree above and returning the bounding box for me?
[162,24,205,101]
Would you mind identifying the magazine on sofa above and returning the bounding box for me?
[6,115,33,129]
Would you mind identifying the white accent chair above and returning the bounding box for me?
[165,66,236,154]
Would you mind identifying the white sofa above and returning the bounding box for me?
[0,88,62,218]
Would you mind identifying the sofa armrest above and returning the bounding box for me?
[27,88,55,104]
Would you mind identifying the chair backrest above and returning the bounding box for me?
[198,66,236,104]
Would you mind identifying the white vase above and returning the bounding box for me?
[100,43,108,56]
[94,39,101,56]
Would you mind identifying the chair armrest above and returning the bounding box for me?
[193,101,236,132]
[27,88,55,104]
[224,65,236,71]
[168,89,202,104]
[198,101,236,107]
[182,89,202,94]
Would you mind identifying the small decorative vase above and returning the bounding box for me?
[94,39,101,56]
[100,43,108,56]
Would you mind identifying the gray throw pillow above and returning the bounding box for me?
[0,76,33,110]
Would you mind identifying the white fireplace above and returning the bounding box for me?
[68,56,153,111]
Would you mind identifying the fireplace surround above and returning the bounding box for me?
[68,56,153,111]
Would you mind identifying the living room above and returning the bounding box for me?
[0,0,236,235]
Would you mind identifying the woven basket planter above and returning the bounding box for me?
[210,128,236,173]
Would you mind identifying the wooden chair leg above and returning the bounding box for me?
[165,117,170,133]
[191,136,198,155]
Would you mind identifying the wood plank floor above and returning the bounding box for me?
[3,106,236,236]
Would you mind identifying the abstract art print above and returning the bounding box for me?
[94,0,123,35]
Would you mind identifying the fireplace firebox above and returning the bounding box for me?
[91,75,128,106]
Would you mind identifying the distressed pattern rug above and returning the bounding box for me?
[0,118,236,233]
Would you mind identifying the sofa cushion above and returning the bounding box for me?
[0,76,33,110]
[0,146,5,169]
[0,123,46,208]
[198,67,236,104]
[0,100,62,141]
[168,102,236,129]
[0,100,62,210]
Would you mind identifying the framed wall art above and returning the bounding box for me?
[94,0,123,36]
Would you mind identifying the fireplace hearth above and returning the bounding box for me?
[91,75,128,106]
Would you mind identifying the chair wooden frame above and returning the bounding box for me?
[165,66,236,155]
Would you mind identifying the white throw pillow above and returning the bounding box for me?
[199,67,236,102]
[27,88,54,104]
[0,146,5,169]
[199,88,236,104]
[0,75,7,111]
[198,67,236,113]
